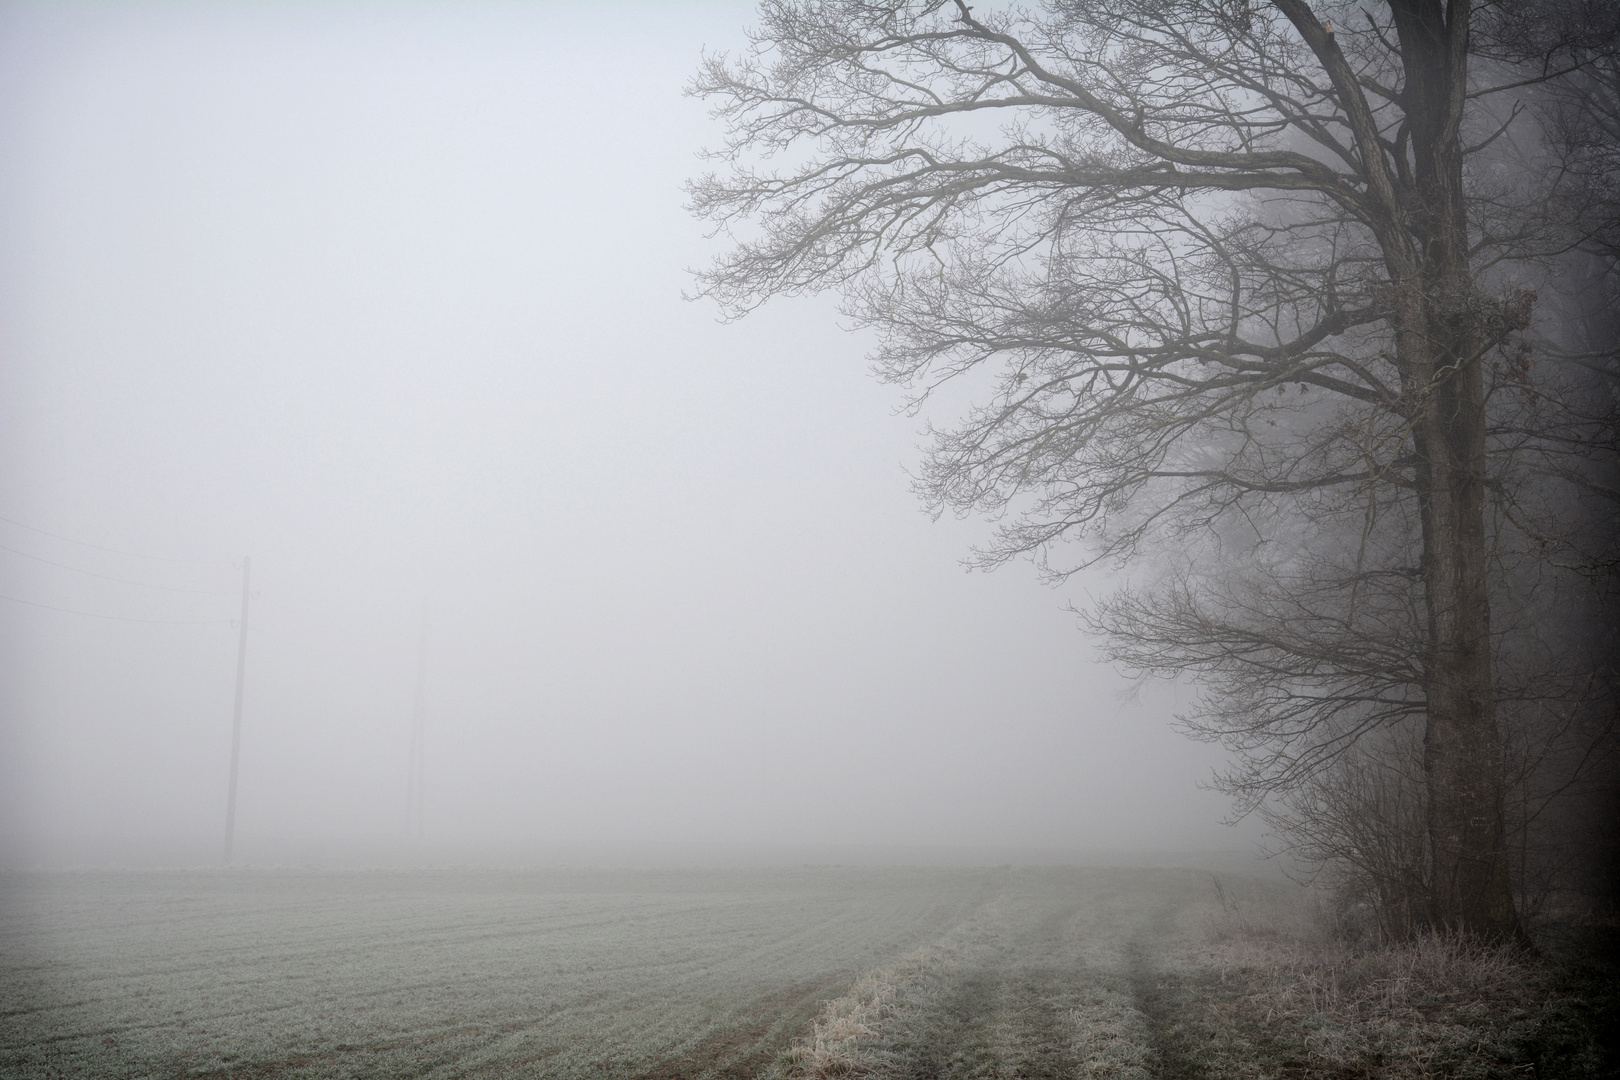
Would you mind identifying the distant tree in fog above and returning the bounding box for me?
[690,0,1619,939]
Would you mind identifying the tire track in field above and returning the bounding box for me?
[847,890,1092,1079]
[774,869,1224,1080]
[1124,939,1210,1080]
[626,972,853,1080]
[885,964,1083,1080]
[1124,885,1216,1080]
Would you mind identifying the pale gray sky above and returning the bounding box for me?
[0,1,1248,865]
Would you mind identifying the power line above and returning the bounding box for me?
[0,541,227,594]
[0,591,231,625]
[0,513,200,565]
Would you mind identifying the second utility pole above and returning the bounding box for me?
[405,606,427,844]
[223,556,250,863]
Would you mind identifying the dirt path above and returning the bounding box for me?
[770,867,1211,1080]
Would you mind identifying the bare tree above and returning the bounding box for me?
[1258,719,1433,942]
[690,0,1617,938]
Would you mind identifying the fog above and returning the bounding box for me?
[0,1,1250,868]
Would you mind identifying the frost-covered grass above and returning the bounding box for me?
[5,866,1610,1079]
[763,867,1201,1080]
[1157,880,1619,1079]
[762,869,1616,1080]
[0,865,994,1079]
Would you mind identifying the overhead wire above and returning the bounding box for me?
[0,512,232,622]
[0,513,201,564]
[0,541,228,594]
[0,592,231,625]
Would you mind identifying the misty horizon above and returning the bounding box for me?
[0,1,1247,869]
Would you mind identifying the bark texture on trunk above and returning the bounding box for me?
[1389,0,1521,938]
[1411,333,1519,938]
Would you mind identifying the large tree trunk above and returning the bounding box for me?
[1393,0,1522,939]
[1411,335,1520,939]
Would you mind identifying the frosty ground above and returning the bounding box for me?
[0,866,1610,1078]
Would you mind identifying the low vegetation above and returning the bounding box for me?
[0,866,994,1079]
[1171,883,1619,1079]
[767,872,1617,1080]
[3,865,1612,1078]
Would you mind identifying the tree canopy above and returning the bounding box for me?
[691,0,1619,938]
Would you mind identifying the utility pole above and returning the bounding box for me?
[405,607,426,844]
[223,556,250,864]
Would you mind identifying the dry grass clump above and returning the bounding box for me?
[765,973,896,1079]
[1220,927,1535,1019]
[1187,883,1607,1078]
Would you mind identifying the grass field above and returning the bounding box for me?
[2,865,1612,1078]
